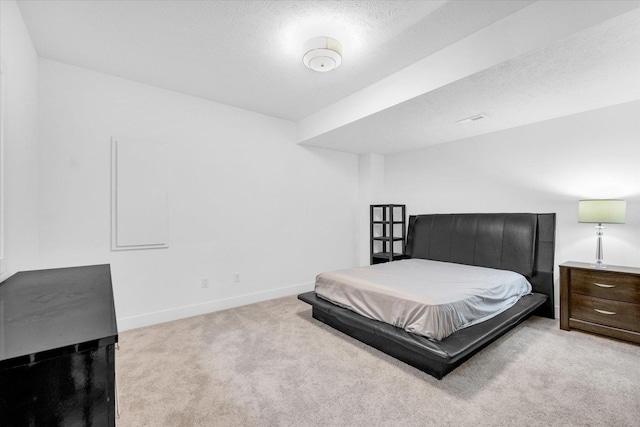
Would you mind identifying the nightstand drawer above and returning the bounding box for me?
[571,293,640,332]
[571,269,640,303]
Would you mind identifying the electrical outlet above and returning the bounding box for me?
[201,277,209,288]
[233,273,241,283]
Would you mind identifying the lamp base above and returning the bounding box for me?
[592,224,606,269]
[589,263,608,269]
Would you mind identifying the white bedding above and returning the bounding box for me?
[315,259,532,341]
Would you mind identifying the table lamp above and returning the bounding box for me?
[578,199,626,268]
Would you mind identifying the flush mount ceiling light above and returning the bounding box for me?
[303,37,342,72]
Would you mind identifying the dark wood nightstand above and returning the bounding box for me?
[560,261,640,344]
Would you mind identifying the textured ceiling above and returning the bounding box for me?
[15,1,640,154]
[16,0,532,120]
[302,8,640,154]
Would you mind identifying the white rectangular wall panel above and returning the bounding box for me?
[111,138,169,250]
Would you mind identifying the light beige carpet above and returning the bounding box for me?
[116,296,640,426]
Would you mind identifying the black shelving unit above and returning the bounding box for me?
[370,204,408,265]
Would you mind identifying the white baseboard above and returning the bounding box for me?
[117,281,314,331]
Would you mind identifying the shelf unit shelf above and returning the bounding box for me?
[370,204,407,265]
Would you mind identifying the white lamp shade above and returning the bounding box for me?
[578,199,626,224]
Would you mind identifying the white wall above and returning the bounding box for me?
[382,101,640,315]
[38,59,358,330]
[0,0,41,279]
[357,153,385,266]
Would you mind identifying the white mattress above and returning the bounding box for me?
[315,259,532,341]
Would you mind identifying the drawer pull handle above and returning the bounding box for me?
[593,282,615,288]
[594,308,616,315]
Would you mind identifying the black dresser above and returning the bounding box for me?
[0,265,118,426]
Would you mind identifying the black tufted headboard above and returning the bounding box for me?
[405,213,556,318]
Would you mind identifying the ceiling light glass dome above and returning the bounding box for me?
[303,37,342,72]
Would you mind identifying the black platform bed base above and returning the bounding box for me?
[298,291,546,379]
[298,213,556,380]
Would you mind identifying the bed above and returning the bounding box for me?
[298,213,555,379]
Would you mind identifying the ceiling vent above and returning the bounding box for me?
[456,113,487,124]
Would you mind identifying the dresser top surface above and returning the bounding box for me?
[0,265,118,367]
[560,261,640,276]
